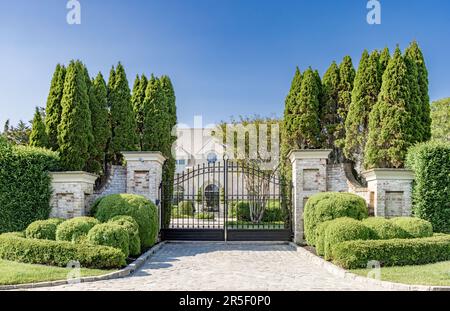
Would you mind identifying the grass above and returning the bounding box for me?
[352,261,450,286]
[0,260,115,286]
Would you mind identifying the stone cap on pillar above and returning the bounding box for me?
[50,171,99,184]
[121,151,166,165]
[362,168,415,182]
[288,149,332,163]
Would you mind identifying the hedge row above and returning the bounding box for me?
[0,234,126,269]
[332,234,450,269]
[25,218,64,240]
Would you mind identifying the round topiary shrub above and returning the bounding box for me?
[25,218,64,240]
[177,201,194,216]
[304,192,369,246]
[362,217,409,240]
[109,215,141,257]
[87,223,130,257]
[93,194,158,249]
[323,217,373,260]
[315,220,334,256]
[390,217,433,238]
[55,217,100,243]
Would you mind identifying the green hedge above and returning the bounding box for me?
[0,234,126,269]
[304,192,368,246]
[407,141,450,233]
[87,223,130,257]
[315,220,333,256]
[56,217,100,243]
[332,235,450,269]
[322,217,373,260]
[109,215,141,257]
[390,217,433,238]
[362,218,410,240]
[93,194,158,249]
[0,140,60,233]
[177,201,195,216]
[25,218,64,240]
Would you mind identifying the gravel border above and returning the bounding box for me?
[0,241,166,291]
[288,242,450,291]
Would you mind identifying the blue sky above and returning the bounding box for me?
[0,0,449,128]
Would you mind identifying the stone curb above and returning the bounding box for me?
[0,241,166,291]
[288,242,450,291]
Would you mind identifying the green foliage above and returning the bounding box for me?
[87,223,130,257]
[322,217,373,260]
[93,194,158,249]
[177,201,195,216]
[378,47,391,75]
[29,107,48,148]
[57,60,93,171]
[1,120,31,146]
[406,141,450,233]
[131,75,148,150]
[390,217,434,238]
[108,215,141,256]
[0,234,126,269]
[430,98,450,143]
[315,220,333,256]
[304,192,368,246]
[362,217,409,240]
[332,235,450,269]
[0,142,60,233]
[25,218,64,240]
[45,64,66,151]
[55,217,100,243]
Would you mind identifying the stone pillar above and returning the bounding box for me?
[50,172,98,219]
[362,169,414,218]
[289,149,332,245]
[122,151,166,204]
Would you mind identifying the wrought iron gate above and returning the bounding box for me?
[160,160,292,241]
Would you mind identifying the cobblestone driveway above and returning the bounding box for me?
[32,242,385,291]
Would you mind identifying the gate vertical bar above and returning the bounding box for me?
[223,159,228,241]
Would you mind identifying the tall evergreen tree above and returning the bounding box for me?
[57,60,92,170]
[379,47,391,75]
[86,73,111,174]
[29,107,48,148]
[405,41,431,142]
[335,56,355,161]
[344,50,381,173]
[45,64,66,150]
[364,48,414,169]
[131,74,148,150]
[109,62,138,163]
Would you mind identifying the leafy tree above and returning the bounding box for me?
[344,50,381,172]
[131,74,148,150]
[2,120,31,145]
[45,64,66,151]
[431,98,450,143]
[57,60,92,171]
[364,48,414,169]
[29,107,48,148]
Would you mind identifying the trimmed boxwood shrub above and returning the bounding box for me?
[0,234,126,269]
[322,217,373,260]
[93,194,158,249]
[390,217,433,238]
[56,217,100,243]
[87,223,130,257]
[177,201,194,216]
[406,141,450,233]
[362,218,410,240]
[25,218,64,240]
[332,235,450,269]
[108,215,141,257]
[0,140,60,233]
[304,192,368,246]
[315,220,334,256]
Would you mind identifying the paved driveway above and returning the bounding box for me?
[32,242,385,291]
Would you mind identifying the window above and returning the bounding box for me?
[176,159,186,165]
[207,152,217,164]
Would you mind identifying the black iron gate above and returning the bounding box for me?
[160,160,292,241]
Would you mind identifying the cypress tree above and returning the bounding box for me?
[45,64,66,151]
[364,48,414,169]
[405,41,431,142]
[320,62,340,157]
[86,73,111,174]
[344,50,381,172]
[335,56,355,161]
[57,60,92,171]
[109,62,138,163]
[29,107,48,148]
[379,47,390,76]
[131,74,148,150]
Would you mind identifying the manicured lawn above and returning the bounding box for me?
[352,261,450,286]
[0,260,115,286]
